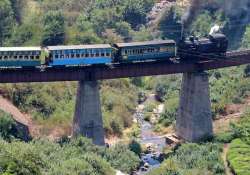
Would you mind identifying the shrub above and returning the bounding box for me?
[214,132,235,143]
[129,139,142,156]
[230,110,250,144]
[0,137,140,175]
[144,101,157,113]
[155,83,168,102]
[227,139,250,175]
[138,91,147,104]
[103,144,140,173]
[147,143,224,175]
[0,111,29,141]
[159,98,178,127]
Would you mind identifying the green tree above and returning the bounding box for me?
[0,111,17,141]
[41,10,65,46]
[155,83,168,102]
[0,0,15,46]
[123,0,146,28]
[115,21,132,40]
[8,24,34,46]
[242,25,250,49]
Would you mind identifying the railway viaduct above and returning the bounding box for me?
[0,50,250,145]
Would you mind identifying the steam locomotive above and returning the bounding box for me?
[0,33,228,68]
[178,33,228,61]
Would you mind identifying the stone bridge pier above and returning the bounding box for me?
[176,71,213,142]
[72,80,105,146]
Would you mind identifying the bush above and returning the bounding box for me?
[103,144,140,173]
[244,65,250,77]
[230,110,250,144]
[214,132,235,143]
[101,79,138,136]
[144,101,157,113]
[138,91,147,104]
[129,139,142,156]
[227,139,250,175]
[159,98,178,127]
[155,83,168,102]
[147,143,225,175]
[0,136,140,175]
[0,110,28,141]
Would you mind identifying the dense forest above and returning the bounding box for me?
[0,0,250,174]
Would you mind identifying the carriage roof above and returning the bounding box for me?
[0,47,41,52]
[47,44,112,51]
[115,40,176,48]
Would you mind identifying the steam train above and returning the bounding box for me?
[0,33,228,68]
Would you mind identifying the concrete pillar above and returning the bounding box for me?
[176,71,213,142]
[73,81,105,146]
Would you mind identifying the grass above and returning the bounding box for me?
[227,138,250,175]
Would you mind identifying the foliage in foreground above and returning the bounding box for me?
[227,111,250,175]
[0,110,30,141]
[147,143,225,175]
[227,139,250,175]
[0,137,140,175]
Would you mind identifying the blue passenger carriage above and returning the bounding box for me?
[0,47,41,67]
[114,40,176,62]
[46,44,113,66]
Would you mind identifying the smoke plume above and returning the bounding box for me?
[224,0,250,24]
[181,0,203,29]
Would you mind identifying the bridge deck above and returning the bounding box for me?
[0,50,249,83]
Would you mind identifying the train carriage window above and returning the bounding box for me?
[24,56,29,59]
[71,54,74,58]
[76,54,80,58]
[0,56,2,60]
[91,53,95,57]
[36,56,40,59]
[128,50,131,55]
[125,50,128,55]
[160,47,167,52]
[101,53,105,57]
[30,56,34,60]
[55,55,59,59]
[19,56,23,59]
[60,55,65,59]
[14,56,17,59]
[85,53,89,57]
[4,56,8,60]
[106,52,111,57]
[66,54,70,58]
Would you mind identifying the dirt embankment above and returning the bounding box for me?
[0,96,71,141]
[213,97,250,134]
[0,96,41,138]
